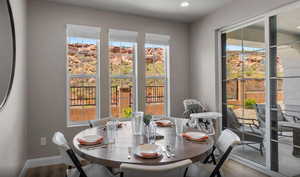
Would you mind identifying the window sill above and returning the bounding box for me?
[67,122,89,128]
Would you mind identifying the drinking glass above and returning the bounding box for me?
[175,119,184,136]
[146,121,156,144]
[106,121,116,144]
[131,112,144,135]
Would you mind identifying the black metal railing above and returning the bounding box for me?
[70,86,97,106]
[111,86,118,105]
[145,86,164,104]
[70,86,164,106]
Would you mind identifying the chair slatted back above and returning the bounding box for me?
[204,129,241,177]
[120,159,192,177]
[215,129,241,155]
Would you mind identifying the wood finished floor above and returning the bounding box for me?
[25,160,269,177]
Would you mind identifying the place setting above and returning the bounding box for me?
[174,118,210,144]
[132,144,163,159]
[77,134,108,150]
[76,120,122,150]
[128,113,173,160]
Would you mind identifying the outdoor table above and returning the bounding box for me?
[280,121,300,157]
[73,120,214,168]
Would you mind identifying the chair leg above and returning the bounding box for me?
[120,172,124,177]
[259,143,264,156]
[210,170,222,177]
[183,167,189,177]
[65,165,72,177]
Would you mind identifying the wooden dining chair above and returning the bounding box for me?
[88,117,113,128]
[120,159,192,177]
[52,132,115,177]
[187,129,241,177]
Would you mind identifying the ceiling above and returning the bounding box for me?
[277,7,300,36]
[45,0,233,22]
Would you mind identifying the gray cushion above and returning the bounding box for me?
[240,125,263,136]
[183,104,203,118]
[226,108,241,129]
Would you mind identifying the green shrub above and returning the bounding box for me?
[143,115,152,126]
[122,107,132,118]
[245,98,256,109]
[227,105,234,109]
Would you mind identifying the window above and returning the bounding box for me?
[145,33,170,116]
[109,29,138,118]
[66,25,100,126]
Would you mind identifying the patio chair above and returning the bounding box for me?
[255,104,300,137]
[120,159,192,177]
[52,132,115,177]
[187,129,241,177]
[226,108,264,155]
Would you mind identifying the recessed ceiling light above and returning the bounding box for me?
[180,1,190,7]
[297,26,300,29]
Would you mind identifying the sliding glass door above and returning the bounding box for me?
[269,8,300,176]
[221,5,300,176]
[222,21,266,166]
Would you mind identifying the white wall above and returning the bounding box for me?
[27,0,190,158]
[0,0,28,176]
[278,44,300,106]
[189,0,299,111]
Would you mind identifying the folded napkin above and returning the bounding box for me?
[181,133,208,142]
[155,121,172,127]
[77,136,104,146]
[140,152,159,158]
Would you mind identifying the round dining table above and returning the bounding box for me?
[73,120,214,168]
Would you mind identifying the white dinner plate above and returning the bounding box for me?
[183,132,208,140]
[134,144,162,159]
[78,135,103,145]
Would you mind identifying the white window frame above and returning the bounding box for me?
[66,24,101,127]
[108,30,138,118]
[144,42,170,116]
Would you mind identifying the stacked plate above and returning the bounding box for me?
[155,120,172,127]
[77,135,104,146]
[134,144,162,159]
[181,132,209,142]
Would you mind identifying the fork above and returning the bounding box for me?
[162,147,171,158]
[128,147,132,159]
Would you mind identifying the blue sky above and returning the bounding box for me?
[68,37,98,44]
[227,44,264,52]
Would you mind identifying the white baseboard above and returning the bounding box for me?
[18,156,63,177]
[18,161,30,177]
